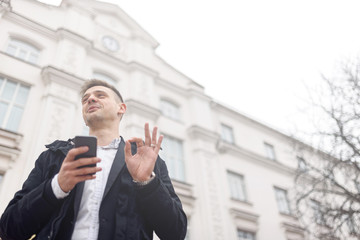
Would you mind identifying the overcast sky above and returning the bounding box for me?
[41,0,360,136]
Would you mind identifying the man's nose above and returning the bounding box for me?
[87,95,97,103]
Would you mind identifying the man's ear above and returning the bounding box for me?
[118,102,126,116]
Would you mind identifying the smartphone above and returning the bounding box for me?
[74,136,97,171]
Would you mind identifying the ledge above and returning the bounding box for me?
[125,99,161,122]
[187,125,219,143]
[172,179,195,215]
[0,128,22,161]
[217,140,295,175]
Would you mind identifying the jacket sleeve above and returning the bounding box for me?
[135,157,187,240]
[0,151,63,240]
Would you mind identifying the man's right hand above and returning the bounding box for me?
[57,146,101,193]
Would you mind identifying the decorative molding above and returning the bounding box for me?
[45,102,70,144]
[205,154,224,239]
[217,140,295,175]
[0,128,22,162]
[187,125,219,143]
[125,99,161,122]
[211,101,293,142]
[56,28,92,49]
[155,77,188,96]
[229,208,260,233]
[4,11,56,40]
[281,222,305,239]
[41,65,85,90]
[229,208,259,223]
[172,179,195,215]
[90,47,128,68]
[0,128,22,149]
[128,61,159,78]
[0,0,11,12]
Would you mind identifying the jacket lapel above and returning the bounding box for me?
[102,139,126,199]
[73,181,84,221]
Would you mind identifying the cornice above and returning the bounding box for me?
[229,208,259,223]
[0,128,23,145]
[41,65,85,90]
[4,11,56,40]
[187,88,212,102]
[187,125,219,143]
[124,99,161,122]
[0,128,22,161]
[211,100,294,142]
[55,28,92,48]
[62,0,159,48]
[155,77,188,96]
[127,61,159,78]
[0,145,21,161]
[217,140,295,175]
[281,222,305,235]
[89,47,128,68]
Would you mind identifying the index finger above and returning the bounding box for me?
[65,146,89,162]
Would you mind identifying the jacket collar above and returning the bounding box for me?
[46,139,74,156]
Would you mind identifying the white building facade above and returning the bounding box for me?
[0,0,305,239]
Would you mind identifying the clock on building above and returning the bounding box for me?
[102,35,119,52]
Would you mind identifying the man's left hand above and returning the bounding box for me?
[124,123,163,182]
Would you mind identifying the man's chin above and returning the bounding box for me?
[85,116,103,126]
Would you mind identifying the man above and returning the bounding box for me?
[0,79,187,239]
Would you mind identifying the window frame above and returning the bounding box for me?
[237,229,256,240]
[159,99,181,121]
[6,38,40,64]
[92,72,118,86]
[0,77,30,132]
[221,123,235,144]
[297,156,307,172]
[227,171,247,202]
[274,187,291,215]
[264,142,276,160]
[160,134,185,181]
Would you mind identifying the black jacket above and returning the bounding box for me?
[0,138,187,239]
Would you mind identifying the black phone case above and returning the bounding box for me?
[74,136,97,170]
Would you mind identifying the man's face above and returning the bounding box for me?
[81,85,125,126]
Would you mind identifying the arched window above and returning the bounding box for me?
[160,99,180,120]
[6,39,40,64]
[92,72,117,86]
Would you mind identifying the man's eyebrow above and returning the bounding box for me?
[82,93,89,101]
[82,90,108,100]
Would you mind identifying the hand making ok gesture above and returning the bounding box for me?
[124,123,163,182]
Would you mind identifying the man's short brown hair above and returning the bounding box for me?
[80,79,124,103]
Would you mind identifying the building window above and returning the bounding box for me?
[274,187,291,215]
[160,99,180,120]
[6,39,40,64]
[92,72,117,86]
[228,171,247,201]
[161,135,185,181]
[237,229,255,240]
[221,124,234,144]
[264,142,276,160]
[310,200,325,225]
[0,77,30,132]
[297,156,307,171]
